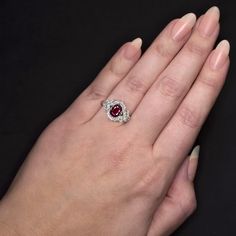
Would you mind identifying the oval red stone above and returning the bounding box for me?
[110,104,122,117]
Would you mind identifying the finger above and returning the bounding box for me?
[131,6,220,143]
[147,146,199,236]
[64,38,142,124]
[94,13,197,124]
[153,40,230,188]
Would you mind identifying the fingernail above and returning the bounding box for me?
[171,13,196,41]
[124,37,142,59]
[209,40,230,70]
[198,6,220,37]
[188,145,200,181]
[190,145,200,160]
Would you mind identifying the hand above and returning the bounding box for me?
[0,6,229,236]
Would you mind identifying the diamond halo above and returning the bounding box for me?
[102,99,130,123]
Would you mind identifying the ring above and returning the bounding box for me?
[102,99,131,123]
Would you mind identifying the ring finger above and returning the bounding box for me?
[94,12,197,124]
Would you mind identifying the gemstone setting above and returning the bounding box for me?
[110,104,122,117]
[102,99,130,123]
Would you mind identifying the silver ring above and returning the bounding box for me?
[102,99,131,123]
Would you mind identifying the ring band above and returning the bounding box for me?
[102,99,131,123]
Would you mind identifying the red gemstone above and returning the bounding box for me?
[110,104,122,117]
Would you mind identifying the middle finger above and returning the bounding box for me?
[128,6,220,143]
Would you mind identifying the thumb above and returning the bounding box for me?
[147,145,200,236]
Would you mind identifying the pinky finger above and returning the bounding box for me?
[147,145,200,236]
[64,38,142,124]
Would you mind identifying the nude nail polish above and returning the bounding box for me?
[171,13,196,41]
[190,145,200,160]
[209,40,230,70]
[124,37,142,59]
[188,145,200,181]
[198,6,220,37]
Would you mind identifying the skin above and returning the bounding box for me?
[0,6,230,236]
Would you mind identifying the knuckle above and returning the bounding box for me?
[106,139,136,170]
[198,76,219,90]
[136,159,169,200]
[86,84,107,100]
[109,56,125,77]
[180,193,197,217]
[140,169,163,192]
[158,76,183,99]
[138,174,165,200]
[186,40,209,56]
[153,41,173,58]
[177,105,201,128]
[125,75,148,94]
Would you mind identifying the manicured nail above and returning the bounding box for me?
[198,6,220,37]
[209,40,230,70]
[171,13,196,41]
[188,145,200,181]
[124,37,142,59]
[190,145,200,160]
